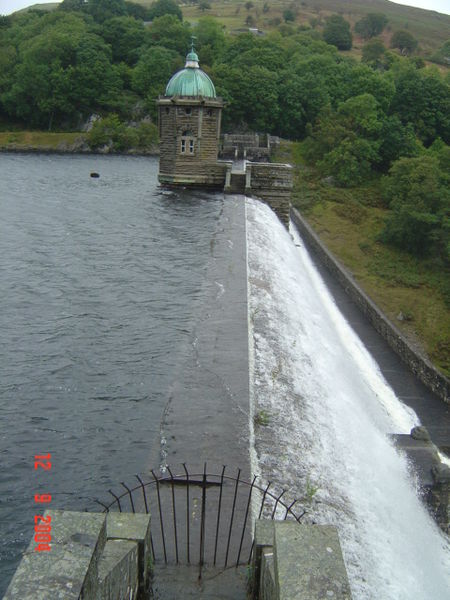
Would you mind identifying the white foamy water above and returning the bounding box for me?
[246,199,450,600]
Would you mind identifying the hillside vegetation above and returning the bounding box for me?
[16,0,450,55]
[180,0,450,54]
[1,0,449,376]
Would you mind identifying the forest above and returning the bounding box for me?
[0,0,449,374]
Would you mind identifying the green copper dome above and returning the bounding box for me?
[165,45,216,98]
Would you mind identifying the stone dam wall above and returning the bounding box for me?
[291,207,449,404]
[246,162,292,227]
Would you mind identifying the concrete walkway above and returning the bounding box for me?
[154,195,250,476]
[147,195,251,598]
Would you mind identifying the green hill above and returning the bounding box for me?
[15,0,450,54]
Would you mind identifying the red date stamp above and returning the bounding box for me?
[34,453,52,552]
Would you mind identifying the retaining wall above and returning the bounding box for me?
[291,207,449,403]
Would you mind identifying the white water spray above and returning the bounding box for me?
[246,199,450,600]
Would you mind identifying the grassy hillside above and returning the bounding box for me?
[17,0,450,54]
[182,0,449,55]
[0,131,83,149]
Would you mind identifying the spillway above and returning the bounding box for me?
[246,198,450,600]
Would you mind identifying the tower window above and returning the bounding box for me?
[165,107,170,114]
[207,109,213,117]
[185,107,192,115]
[180,130,195,155]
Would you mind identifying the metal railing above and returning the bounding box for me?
[95,464,305,579]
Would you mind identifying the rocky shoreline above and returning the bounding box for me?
[0,141,160,156]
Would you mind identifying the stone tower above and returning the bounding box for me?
[157,41,224,186]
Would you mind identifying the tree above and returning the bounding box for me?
[306,94,384,186]
[277,69,329,139]
[245,1,254,10]
[193,17,226,65]
[319,136,380,186]
[283,9,295,23]
[147,14,191,54]
[355,13,388,40]
[381,155,449,257]
[124,2,153,20]
[323,15,352,51]
[362,39,386,68]
[378,116,420,169]
[131,45,181,112]
[430,40,450,66]
[199,1,211,12]
[85,0,128,23]
[246,15,255,27]
[68,33,123,116]
[148,0,182,22]
[390,64,450,144]
[0,20,121,129]
[212,63,279,132]
[100,16,147,65]
[391,30,418,55]
[59,0,86,11]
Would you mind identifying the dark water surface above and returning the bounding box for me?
[0,154,224,593]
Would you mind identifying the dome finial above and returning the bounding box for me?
[186,36,199,68]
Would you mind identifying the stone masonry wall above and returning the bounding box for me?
[291,208,449,403]
[252,520,352,600]
[247,163,293,227]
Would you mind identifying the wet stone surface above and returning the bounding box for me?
[150,564,249,599]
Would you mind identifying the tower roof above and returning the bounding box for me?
[165,40,216,98]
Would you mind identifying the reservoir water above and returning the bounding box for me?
[0,154,224,594]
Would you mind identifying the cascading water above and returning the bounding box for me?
[246,198,450,600]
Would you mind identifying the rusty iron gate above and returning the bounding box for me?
[95,464,304,579]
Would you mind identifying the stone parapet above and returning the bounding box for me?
[252,520,352,599]
[4,510,106,600]
[291,207,450,403]
[4,511,151,600]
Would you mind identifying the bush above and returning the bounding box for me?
[87,115,158,151]
[136,122,159,147]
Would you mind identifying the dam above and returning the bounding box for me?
[1,153,449,598]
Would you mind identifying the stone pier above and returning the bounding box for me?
[224,160,292,227]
